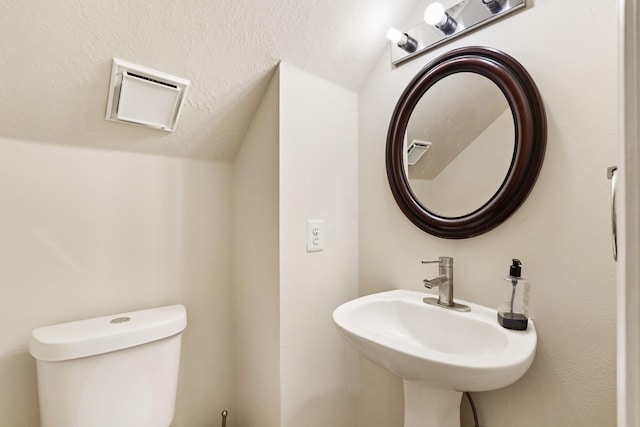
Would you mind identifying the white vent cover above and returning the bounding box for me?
[105,58,190,132]
[407,140,431,165]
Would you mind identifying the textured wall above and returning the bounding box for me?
[0,139,233,426]
[358,0,618,426]
[0,0,419,161]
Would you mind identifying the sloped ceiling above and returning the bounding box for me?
[0,0,420,162]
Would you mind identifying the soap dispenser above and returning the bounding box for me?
[497,259,529,330]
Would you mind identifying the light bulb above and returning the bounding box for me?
[386,28,405,45]
[386,27,418,53]
[424,2,448,27]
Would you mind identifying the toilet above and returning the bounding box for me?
[29,304,187,427]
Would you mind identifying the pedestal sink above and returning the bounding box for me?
[332,290,536,427]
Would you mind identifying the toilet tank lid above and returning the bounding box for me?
[29,304,187,362]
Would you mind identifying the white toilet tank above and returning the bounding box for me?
[29,304,187,427]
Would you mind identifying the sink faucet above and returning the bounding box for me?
[422,257,470,312]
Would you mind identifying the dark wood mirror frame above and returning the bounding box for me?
[386,46,547,239]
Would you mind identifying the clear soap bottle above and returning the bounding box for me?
[497,259,529,330]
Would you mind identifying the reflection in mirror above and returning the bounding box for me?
[405,72,514,217]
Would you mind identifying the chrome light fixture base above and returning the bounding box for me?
[390,0,526,66]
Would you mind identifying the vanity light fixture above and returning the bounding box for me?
[386,28,418,53]
[387,0,527,66]
[424,2,457,35]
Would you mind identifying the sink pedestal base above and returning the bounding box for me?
[403,380,462,427]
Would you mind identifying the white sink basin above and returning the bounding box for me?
[332,289,537,392]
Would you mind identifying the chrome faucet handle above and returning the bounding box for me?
[421,256,453,266]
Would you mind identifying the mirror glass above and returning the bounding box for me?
[404,73,514,217]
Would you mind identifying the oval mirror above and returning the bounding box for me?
[386,46,546,239]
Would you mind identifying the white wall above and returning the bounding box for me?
[231,62,359,427]
[0,138,234,427]
[279,62,359,427]
[358,1,618,426]
[232,68,281,427]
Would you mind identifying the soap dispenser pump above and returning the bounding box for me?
[497,259,529,330]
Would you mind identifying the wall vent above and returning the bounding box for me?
[105,58,190,132]
[407,140,431,165]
